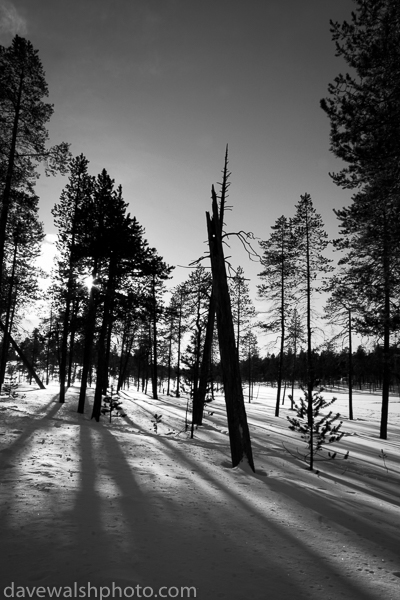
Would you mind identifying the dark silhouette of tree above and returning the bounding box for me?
[229,266,256,360]
[286,308,305,408]
[206,183,255,471]
[292,194,333,433]
[167,284,190,398]
[320,0,400,190]
[180,266,212,426]
[0,191,44,391]
[52,154,93,403]
[321,0,400,438]
[0,36,69,298]
[258,215,296,416]
[324,272,362,420]
[142,264,173,401]
[333,185,400,437]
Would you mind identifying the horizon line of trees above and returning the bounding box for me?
[2,1,400,443]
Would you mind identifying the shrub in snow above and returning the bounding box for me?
[1,367,25,400]
[151,413,162,433]
[287,387,348,471]
[101,393,125,422]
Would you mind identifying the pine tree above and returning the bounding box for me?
[52,154,94,403]
[333,185,400,437]
[180,266,212,426]
[168,284,190,398]
[83,171,172,421]
[229,266,257,361]
[292,194,333,428]
[321,0,400,439]
[0,190,44,391]
[324,272,362,420]
[142,265,173,401]
[320,0,400,190]
[287,387,346,471]
[0,36,69,296]
[286,308,305,408]
[258,215,296,416]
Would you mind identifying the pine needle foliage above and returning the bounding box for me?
[1,367,24,400]
[287,387,346,471]
[101,393,125,422]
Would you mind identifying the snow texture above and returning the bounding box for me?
[0,383,399,599]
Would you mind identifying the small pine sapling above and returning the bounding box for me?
[151,413,162,433]
[101,392,125,422]
[2,367,25,400]
[287,387,348,471]
[379,449,388,473]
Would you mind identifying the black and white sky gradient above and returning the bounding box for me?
[1,0,355,295]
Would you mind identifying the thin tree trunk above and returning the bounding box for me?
[348,309,353,420]
[380,282,391,439]
[195,291,216,424]
[45,308,53,385]
[118,331,135,392]
[275,249,287,416]
[103,298,115,394]
[0,240,18,391]
[175,294,183,398]
[0,73,23,297]
[77,280,97,413]
[151,275,158,400]
[92,267,115,420]
[166,320,173,395]
[67,298,79,388]
[304,210,314,471]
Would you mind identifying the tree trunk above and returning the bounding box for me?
[206,189,255,472]
[92,267,115,421]
[0,240,18,391]
[348,309,353,420]
[67,297,80,388]
[0,320,45,389]
[194,291,216,424]
[304,211,314,471]
[118,330,135,392]
[0,73,23,297]
[77,281,97,413]
[151,275,158,400]
[166,320,173,395]
[175,294,183,398]
[191,292,203,427]
[379,210,391,440]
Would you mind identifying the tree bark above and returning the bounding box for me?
[380,245,391,440]
[0,320,45,389]
[0,240,18,390]
[0,73,23,296]
[151,275,158,400]
[175,293,183,398]
[77,280,97,413]
[206,190,255,471]
[348,309,353,421]
[194,291,216,425]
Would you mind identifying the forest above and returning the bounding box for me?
[1,0,400,450]
[1,2,400,599]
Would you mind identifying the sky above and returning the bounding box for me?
[0,0,356,336]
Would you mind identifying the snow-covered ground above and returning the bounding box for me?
[0,383,399,600]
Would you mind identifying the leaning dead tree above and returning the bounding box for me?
[205,164,255,472]
[194,147,229,425]
[0,321,45,390]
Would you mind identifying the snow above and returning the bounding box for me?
[1,383,399,600]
